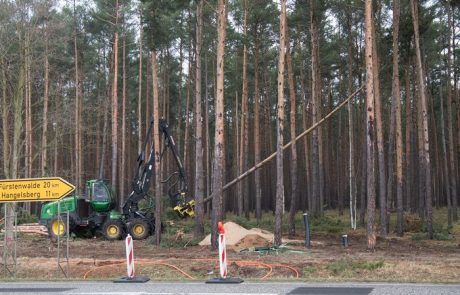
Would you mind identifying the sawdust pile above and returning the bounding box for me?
[199,221,296,250]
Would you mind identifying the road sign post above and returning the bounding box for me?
[0,177,75,203]
[0,177,75,278]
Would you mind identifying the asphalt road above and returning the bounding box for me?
[0,281,458,295]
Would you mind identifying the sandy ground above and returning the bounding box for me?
[1,229,459,282]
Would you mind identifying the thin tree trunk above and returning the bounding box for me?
[404,65,412,211]
[346,7,357,230]
[25,31,32,180]
[365,0,377,250]
[177,32,183,153]
[205,52,211,216]
[410,0,433,239]
[440,85,453,229]
[310,0,321,217]
[446,2,458,221]
[274,0,287,247]
[111,0,120,191]
[1,57,10,178]
[183,57,191,179]
[138,10,143,154]
[152,51,162,245]
[41,18,49,176]
[372,16,387,238]
[120,34,127,205]
[392,0,404,236]
[238,0,249,219]
[194,0,205,238]
[99,95,110,180]
[287,33,298,238]
[253,24,262,222]
[74,0,82,193]
[210,0,227,250]
[6,40,25,246]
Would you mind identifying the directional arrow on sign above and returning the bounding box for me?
[0,177,75,203]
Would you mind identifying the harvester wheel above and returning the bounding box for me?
[102,219,125,240]
[128,218,150,240]
[48,216,69,239]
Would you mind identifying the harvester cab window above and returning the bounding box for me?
[93,183,109,202]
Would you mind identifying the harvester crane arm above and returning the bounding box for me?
[122,118,195,220]
[122,118,155,218]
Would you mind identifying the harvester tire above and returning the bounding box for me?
[128,218,150,240]
[48,216,72,239]
[102,219,125,240]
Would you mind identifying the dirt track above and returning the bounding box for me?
[1,231,459,282]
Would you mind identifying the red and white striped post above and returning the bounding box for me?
[113,233,149,283]
[206,221,243,284]
[125,234,135,278]
[218,222,227,278]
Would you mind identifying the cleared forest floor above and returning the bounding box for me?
[1,209,459,282]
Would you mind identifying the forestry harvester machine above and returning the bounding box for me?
[39,119,195,240]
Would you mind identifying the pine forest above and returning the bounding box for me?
[1,0,460,251]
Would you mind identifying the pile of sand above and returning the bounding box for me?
[199,221,301,250]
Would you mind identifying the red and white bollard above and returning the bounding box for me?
[125,234,135,278]
[218,222,227,278]
[113,233,149,283]
[206,221,243,284]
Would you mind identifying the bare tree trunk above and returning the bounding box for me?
[205,52,211,216]
[404,65,412,211]
[365,0,377,250]
[6,41,25,247]
[138,10,143,154]
[274,0,287,247]
[371,15,387,237]
[151,51,162,245]
[253,25,262,222]
[111,0,120,192]
[446,2,458,221]
[210,0,227,250]
[183,57,191,179]
[410,0,433,239]
[177,33,183,153]
[346,7,357,230]
[194,0,205,238]
[440,85,453,229]
[54,81,63,176]
[310,0,321,217]
[99,94,110,180]
[41,17,49,176]
[25,31,32,180]
[392,0,404,236]
[120,34,127,205]
[1,58,10,178]
[74,0,82,193]
[238,0,249,219]
[287,33,298,238]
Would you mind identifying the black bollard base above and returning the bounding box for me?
[113,276,150,283]
[206,277,244,284]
